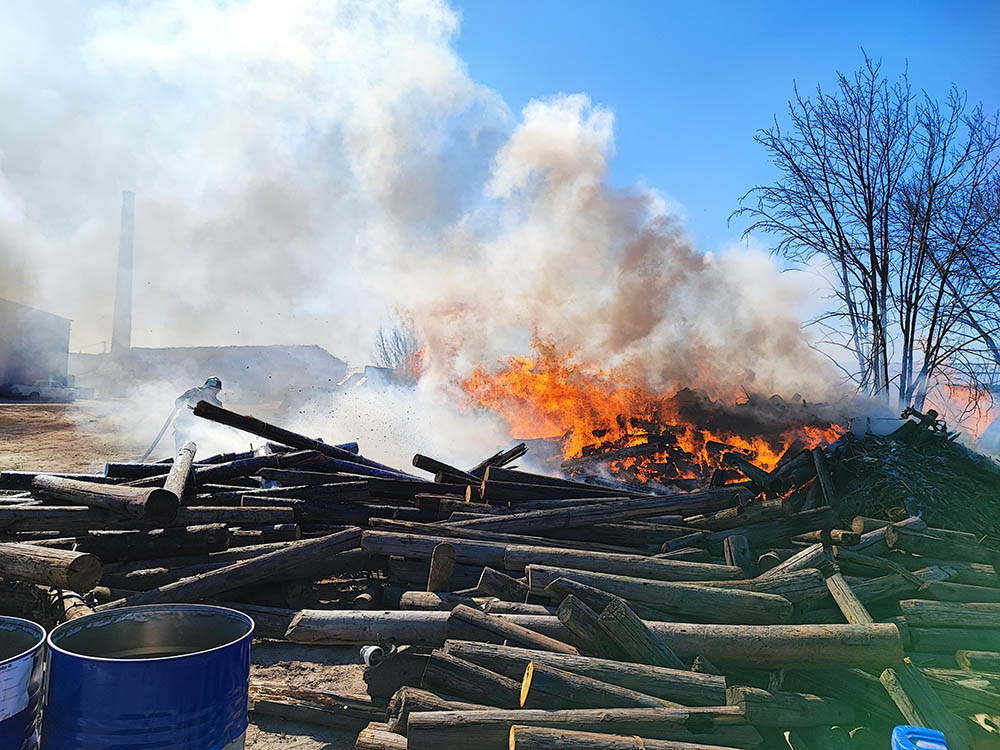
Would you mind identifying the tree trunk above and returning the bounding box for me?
[0,542,102,591]
[597,598,686,670]
[519,660,675,709]
[419,649,520,708]
[32,475,178,523]
[726,685,855,727]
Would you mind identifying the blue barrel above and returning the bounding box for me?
[42,604,253,749]
[0,616,46,750]
[891,725,950,750]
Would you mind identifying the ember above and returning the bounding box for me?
[462,343,842,486]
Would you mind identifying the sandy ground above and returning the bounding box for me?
[1,401,367,750]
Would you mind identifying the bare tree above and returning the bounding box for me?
[373,316,423,383]
[736,55,1000,413]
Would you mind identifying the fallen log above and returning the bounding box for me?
[519,660,674,709]
[683,499,790,531]
[886,525,998,565]
[556,595,620,658]
[852,516,926,555]
[419,650,520,708]
[956,650,1000,673]
[916,580,1000,602]
[385,686,488,733]
[405,708,760,750]
[412,455,478,484]
[356,724,407,750]
[526,566,794,624]
[441,640,726,706]
[426,543,455,592]
[723,534,756,578]
[48,524,229,562]
[505,547,743,582]
[899,599,1000,629]
[447,604,578,654]
[32,475,178,523]
[475,567,528,601]
[96,526,362,609]
[50,588,94,621]
[598,598,686,669]
[726,685,854,727]
[163,441,198,500]
[0,471,121,491]
[794,529,860,546]
[543,577,673,622]
[284,611,905,668]
[909,627,1000,653]
[508,725,743,750]
[0,542,102,591]
[228,524,301,546]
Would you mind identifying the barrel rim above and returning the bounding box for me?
[0,615,46,668]
[46,604,254,663]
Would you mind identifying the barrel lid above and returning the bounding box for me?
[891,725,949,750]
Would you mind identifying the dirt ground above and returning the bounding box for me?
[1,401,367,750]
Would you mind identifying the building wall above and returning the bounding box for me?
[0,299,72,386]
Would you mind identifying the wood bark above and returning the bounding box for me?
[508,725,743,750]
[385,686,487,733]
[355,725,407,750]
[405,708,760,750]
[0,541,102,591]
[163,440,197,499]
[447,604,578,654]
[886,525,998,565]
[519,660,674,709]
[899,598,1000,628]
[419,649,520,708]
[598,598,686,670]
[556,595,621,658]
[284,610,905,668]
[441,640,726,706]
[475,567,528,601]
[526,565,794,624]
[916,580,1000,602]
[726,685,855,727]
[32,475,178,523]
[723,534,756,577]
[853,516,926,555]
[426,543,456,592]
[96,526,361,609]
[543,577,672,622]
[52,524,230,562]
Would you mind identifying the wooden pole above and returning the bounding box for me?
[0,542,102,591]
[597,598,686,670]
[447,604,579,654]
[32,475,178,523]
[420,650,521,708]
[163,440,197,500]
[519,660,675,709]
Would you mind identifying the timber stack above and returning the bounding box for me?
[1,401,998,749]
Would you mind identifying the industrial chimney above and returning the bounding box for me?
[110,190,135,357]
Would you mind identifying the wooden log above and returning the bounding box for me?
[785,668,904,725]
[420,649,521,708]
[756,551,782,573]
[519,660,674,709]
[228,524,301,546]
[485,601,555,616]
[0,542,102,591]
[705,507,837,552]
[597,598,686,670]
[655,547,712,562]
[1,471,121,491]
[757,543,829,579]
[794,528,861,546]
[482,465,610,491]
[556,595,621,658]
[362,530,742,581]
[917,580,1000,602]
[475,567,528,601]
[811,448,835,506]
[891,558,999,587]
[442,640,726,706]
[468,443,528,478]
[32,475,178,523]
[526,566,794,624]
[723,534,756,578]
[900,599,1000,629]
[249,682,381,731]
[543,577,671,622]
[385,686,488,733]
[879,659,973,750]
[60,524,229,562]
[693,569,830,605]
[853,516,926,555]
[909,627,1000,653]
[355,724,407,750]
[447,491,747,533]
[399,591,488,611]
[886,525,998,565]
[851,516,891,534]
[406,708,760,750]
[683,499,791,531]
[426,543,456,592]
[478,480,639,504]
[285,611,905,668]
[95,527,362,609]
[412,454,479,483]
[364,648,430,700]
[509,725,743,750]
[726,685,854,727]
[447,604,578,654]
[956,650,1000,673]
[50,588,94,621]
[163,440,197,500]
[542,522,695,553]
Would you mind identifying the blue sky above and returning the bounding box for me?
[453,0,1000,253]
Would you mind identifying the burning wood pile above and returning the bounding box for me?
[2,400,999,750]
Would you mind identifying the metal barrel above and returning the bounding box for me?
[0,616,46,750]
[42,604,253,749]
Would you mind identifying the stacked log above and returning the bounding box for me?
[2,401,997,750]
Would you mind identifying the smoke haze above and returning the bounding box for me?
[0,0,836,426]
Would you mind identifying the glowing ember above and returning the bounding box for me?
[462,343,842,484]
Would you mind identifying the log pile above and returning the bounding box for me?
[2,401,999,750]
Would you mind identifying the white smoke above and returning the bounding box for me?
[0,0,838,465]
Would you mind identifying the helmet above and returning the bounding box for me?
[204,377,222,389]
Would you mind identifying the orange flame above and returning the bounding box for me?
[462,342,841,482]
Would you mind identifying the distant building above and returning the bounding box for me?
[71,344,348,401]
[0,298,72,387]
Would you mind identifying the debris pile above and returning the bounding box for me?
[2,401,999,750]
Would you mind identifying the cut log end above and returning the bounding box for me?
[519,661,534,708]
[146,488,181,523]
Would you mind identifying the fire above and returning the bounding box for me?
[462,343,842,484]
